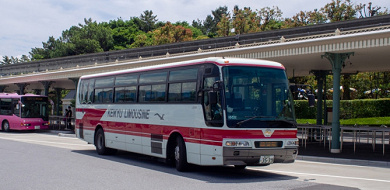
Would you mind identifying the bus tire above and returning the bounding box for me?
[95,128,117,155]
[234,165,246,170]
[174,136,188,172]
[2,120,10,132]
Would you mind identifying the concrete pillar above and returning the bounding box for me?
[322,52,354,153]
[55,88,63,116]
[323,78,327,125]
[40,81,54,96]
[0,85,7,92]
[69,78,80,90]
[311,70,329,125]
[15,83,29,95]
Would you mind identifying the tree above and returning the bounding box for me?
[216,13,232,37]
[130,33,151,48]
[30,47,47,60]
[307,9,328,24]
[284,11,309,28]
[174,21,207,40]
[216,6,283,36]
[20,55,30,62]
[1,56,12,65]
[79,18,114,52]
[140,10,158,32]
[0,55,30,64]
[193,6,228,37]
[30,18,114,59]
[151,22,193,45]
[322,0,357,22]
[283,9,327,28]
[192,19,206,34]
[258,6,283,31]
[232,6,260,34]
[356,2,389,18]
[108,17,144,50]
[209,6,229,35]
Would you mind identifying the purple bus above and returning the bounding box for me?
[0,93,49,131]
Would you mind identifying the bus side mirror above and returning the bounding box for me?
[208,91,218,105]
[16,104,20,110]
[212,80,222,91]
[308,94,315,107]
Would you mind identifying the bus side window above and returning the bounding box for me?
[79,80,88,104]
[0,98,12,115]
[13,99,20,117]
[94,88,114,103]
[87,79,95,104]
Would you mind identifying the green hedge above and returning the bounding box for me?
[294,98,390,119]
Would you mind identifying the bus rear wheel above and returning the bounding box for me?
[95,128,117,155]
[174,136,188,171]
[2,121,10,132]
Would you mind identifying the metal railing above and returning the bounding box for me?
[298,124,390,155]
[49,115,75,130]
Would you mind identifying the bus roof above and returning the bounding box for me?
[0,93,46,98]
[81,57,285,79]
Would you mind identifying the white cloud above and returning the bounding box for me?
[0,0,389,57]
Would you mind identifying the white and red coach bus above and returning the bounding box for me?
[0,93,50,131]
[75,57,298,171]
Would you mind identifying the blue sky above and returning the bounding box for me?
[1,0,389,57]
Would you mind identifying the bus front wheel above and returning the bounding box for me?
[2,121,10,132]
[234,165,247,170]
[174,136,188,171]
[95,128,117,155]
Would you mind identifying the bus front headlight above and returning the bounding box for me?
[225,141,250,147]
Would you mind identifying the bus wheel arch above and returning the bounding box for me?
[167,133,188,171]
[166,133,179,165]
[94,126,117,155]
[2,120,10,132]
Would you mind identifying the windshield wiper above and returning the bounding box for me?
[236,116,275,127]
[270,119,297,126]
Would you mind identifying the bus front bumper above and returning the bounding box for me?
[223,147,298,166]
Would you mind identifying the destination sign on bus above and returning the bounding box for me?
[24,97,45,101]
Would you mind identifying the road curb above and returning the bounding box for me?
[44,130,76,138]
[58,133,77,138]
[297,155,390,168]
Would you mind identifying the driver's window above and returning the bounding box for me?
[203,77,223,124]
[274,85,293,118]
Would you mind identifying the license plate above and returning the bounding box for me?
[259,155,274,164]
[34,126,40,129]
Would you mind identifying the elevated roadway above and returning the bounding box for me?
[1,14,390,153]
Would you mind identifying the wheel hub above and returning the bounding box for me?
[174,145,180,161]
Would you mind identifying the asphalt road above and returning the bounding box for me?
[1,131,389,190]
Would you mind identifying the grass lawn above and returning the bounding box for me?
[296,117,390,126]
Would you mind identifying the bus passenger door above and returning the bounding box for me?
[199,65,224,165]
[10,99,20,129]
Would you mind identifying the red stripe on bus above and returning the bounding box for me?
[77,119,297,147]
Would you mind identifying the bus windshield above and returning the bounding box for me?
[223,66,295,128]
[21,97,49,121]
